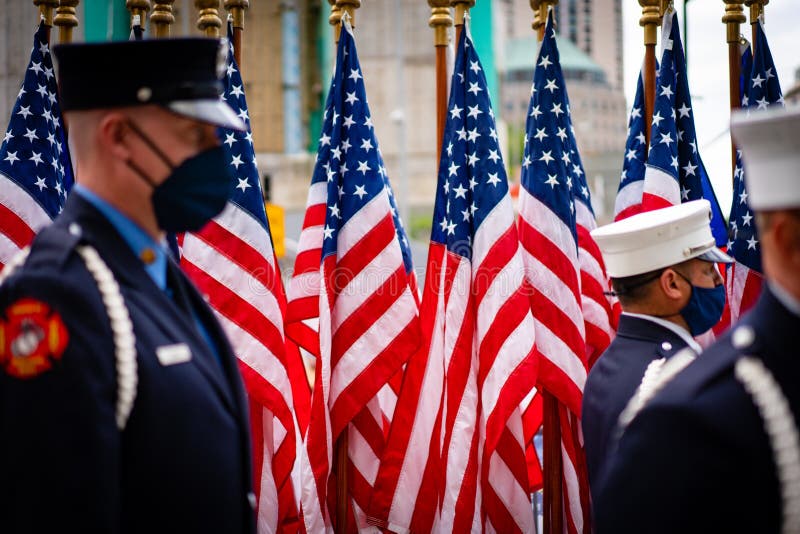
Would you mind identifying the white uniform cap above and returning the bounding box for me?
[731,105,800,211]
[590,200,733,278]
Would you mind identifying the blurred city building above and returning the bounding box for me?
[1,0,626,225]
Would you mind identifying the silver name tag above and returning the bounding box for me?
[156,343,192,366]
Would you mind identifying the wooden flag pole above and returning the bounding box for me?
[533,5,565,532]
[723,1,746,178]
[151,1,176,38]
[429,1,453,165]
[127,0,151,35]
[224,0,249,69]
[329,3,359,530]
[639,0,662,152]
[54,0,79,44]
[745,0,766,53]
[451,0,474,48]
[195,0,222,38]
[33,0,58,42]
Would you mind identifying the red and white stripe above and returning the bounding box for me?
[575,203,616,368]
[613,178,645,222]
[725,262,763,326]
[288,187,420,532]
[641,166,680,212]
[181,202,303,533]
[517,188,592,534]
[436,194,537,533]
[0,175,52,269]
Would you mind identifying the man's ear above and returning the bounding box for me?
[659,268,685,301]
[97,113,133,162]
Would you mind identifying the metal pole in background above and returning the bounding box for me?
[745,0,766,51]
[639,0,662,154]
[393,0,410,230]
[429,1,453,166]
[452,0,475,47]
[224,0,248,68]
[54,0,80,43]
[722,0,746,179]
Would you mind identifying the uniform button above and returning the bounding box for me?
[661,341,673,351]
[248,491,256,509]
[68,222,82,237]
[732,326,755,350]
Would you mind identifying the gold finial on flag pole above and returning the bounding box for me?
[34,0,58,27]
[151,1,175,38]
[337,0,361,29]
[127,1,151,34]
[639,0,662,152]
[195,0,222,38]
[744,0,767,46]
[224,1,248,69]
[451,0,475,45]
[329,0,343,42]
[723,0,746,176]
[54,0,80,44]
[429,0,452,165]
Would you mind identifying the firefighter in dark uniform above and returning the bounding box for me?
[582,199,731,497]
[0,39,256,533]
[594,106,800,533]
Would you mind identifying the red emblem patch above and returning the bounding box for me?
[0,298,69,379]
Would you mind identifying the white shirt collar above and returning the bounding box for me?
[622,311,703,354]
[768,282,800,318]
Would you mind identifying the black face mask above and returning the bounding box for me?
[125,122,235,233]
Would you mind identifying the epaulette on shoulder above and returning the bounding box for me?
[11,222,84,274]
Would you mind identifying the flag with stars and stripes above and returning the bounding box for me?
[179,26,309,533]
[284,20,420,532]
[409,25,536,533]
[517,10,592,533]
[615,64,648,221]
[641,10,727,247]
[726,20,783,325]
[0,22,73,269]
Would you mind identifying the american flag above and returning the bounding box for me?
[285,20,420,532]
[517,10,591,533]
[556,54,616,370]
[726,20,783,324]
[179,29,306,533]
[642,10,727,247]
[614,65,647,221]
[420,26,536,533]
[0,22,73,269]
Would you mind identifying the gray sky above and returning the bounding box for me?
[621,0,797,213]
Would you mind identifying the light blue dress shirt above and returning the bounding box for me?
[75,186,221,366]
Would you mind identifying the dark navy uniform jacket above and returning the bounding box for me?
[594,287,798,533]
[0,194,256,533]
[582,314,694,497]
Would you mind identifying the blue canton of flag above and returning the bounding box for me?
[643,11,726,246]
[614,67,647,220]
[218,25,270,233]
[520,15,579,245]
[432,28,508,257]
[729,20,783,271]
[317,22,413,270]
[0,23,73,257]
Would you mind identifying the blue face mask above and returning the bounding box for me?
[675,271,726,336]
[125,122,234,233]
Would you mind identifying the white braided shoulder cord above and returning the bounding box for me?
[735,357,800,534]
[617,348,696,436]
[0,247,31,285]
[76,246,138,431]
